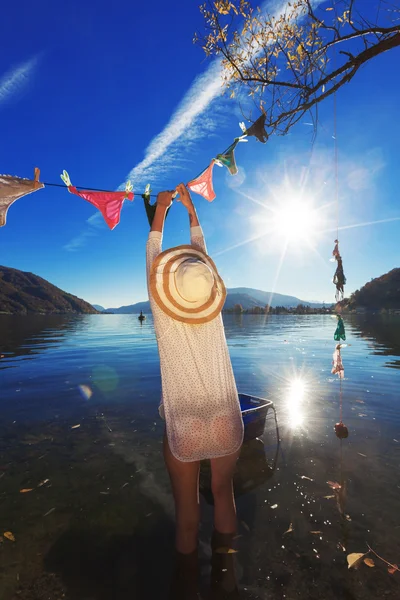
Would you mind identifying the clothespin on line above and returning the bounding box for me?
[60,170,72,188]
[33,167,41,188]
[125,180,133,197]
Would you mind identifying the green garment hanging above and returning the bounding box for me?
[334,316,346,341]
[215,140,239,175]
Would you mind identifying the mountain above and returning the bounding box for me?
[0,266,99,315]
[92,304,106,312]
[341,268,400,311]
[102,287,324,313]
[226,287,324,308]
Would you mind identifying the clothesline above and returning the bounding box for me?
[1,114,270,229]
[42,181,159,198]
[41,137,239,199]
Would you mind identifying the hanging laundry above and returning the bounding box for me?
[333,255,346,301]
[215,139,240,175]
[0,168,44,227]
[60,171,133,230]
[240,113,268,143]
[187,161,216,202]
[141,183,171,228]
[332,239,340,259]
[332,344,344,379]
[334,315,346,341]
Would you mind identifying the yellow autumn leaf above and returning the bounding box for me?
[4,532,15,542]
[215,547,238,554]
[364,558,375,568]
[347,553,365,569]
[284,523,294,534]
[20,488,33,493]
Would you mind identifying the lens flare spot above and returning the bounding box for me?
[78,384,93,400]
[92,366,119,393]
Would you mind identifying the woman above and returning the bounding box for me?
[146,184,244,599]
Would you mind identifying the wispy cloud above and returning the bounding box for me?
[122,0,318,189]
[64,213,105,252]
[65,1,308,250]
[0,56,39,107]
[123,61,226,188]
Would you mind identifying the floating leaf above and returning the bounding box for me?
[347,553,366,569]
[20,488,33,493]
[327,481,341,490]
[388,564,398,575]
[215,547,238,554]
[284,523,293,534]
[4,531,15,542]
[364,558,375,568]
[37,479,50,487]
[71,424,81,429]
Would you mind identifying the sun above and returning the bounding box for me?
[271,197,322,244]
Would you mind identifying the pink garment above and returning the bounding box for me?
[187,161,216,202]
[332,344,344,379]
[0,168,44,227]
[68,186,134,230]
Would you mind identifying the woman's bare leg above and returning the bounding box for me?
[210,449,240,534]
[163,435,201,554]
[209,450,241,598]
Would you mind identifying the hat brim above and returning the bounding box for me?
[150,245,226,324]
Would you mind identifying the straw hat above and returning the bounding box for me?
[150,245,226,324]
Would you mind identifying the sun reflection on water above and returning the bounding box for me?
[286,377,307,428]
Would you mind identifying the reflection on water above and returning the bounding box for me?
[285,377,306,428]
[350,314,400,368]
[1,314,400,599]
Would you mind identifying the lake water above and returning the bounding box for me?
[0,314,399,599]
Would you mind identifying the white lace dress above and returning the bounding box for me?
[146,226,244,462]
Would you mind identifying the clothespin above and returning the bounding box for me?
[33,167,41,188]
[142,183,152,204]
[238,123,248,141]
[125,180,133,197]
[60,170,72,187]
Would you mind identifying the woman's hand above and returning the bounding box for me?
[176,183,193,210]
[156,190,175,208]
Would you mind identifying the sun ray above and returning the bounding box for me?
[213,229,270,257]
[322,216,400,234]
[267,239,289,308]
[234,188,275,211]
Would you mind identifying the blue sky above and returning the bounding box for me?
[1,0,399,308]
